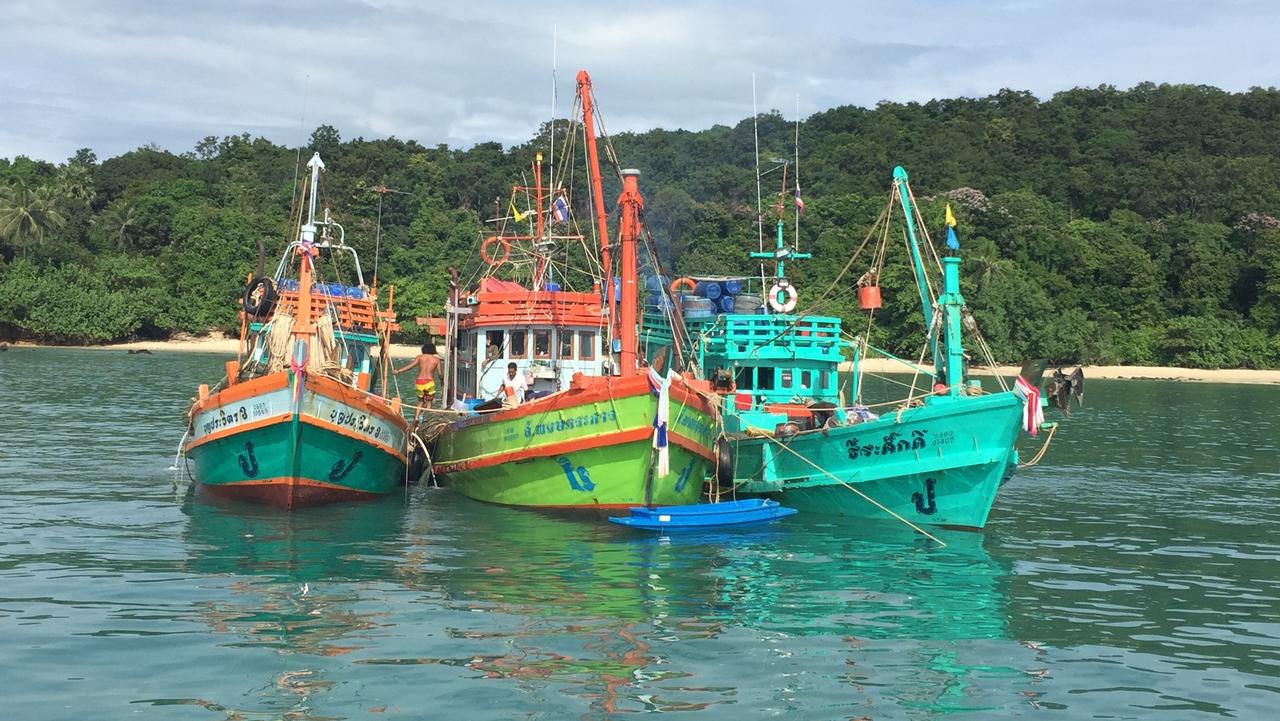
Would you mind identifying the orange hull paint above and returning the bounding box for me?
[198,476,380,509]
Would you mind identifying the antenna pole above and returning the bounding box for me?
[752,74,765,292]
[794,94,800,252]
[549,26,557,189]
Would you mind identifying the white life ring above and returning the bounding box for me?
[767,281,798,313]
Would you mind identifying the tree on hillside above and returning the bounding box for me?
[0,183,67,258]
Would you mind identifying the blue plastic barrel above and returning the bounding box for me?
[719,296,735,313]
[345,286,364,299]
[724,279,742,295]
[546,282,561,292]
[695,280,722,300]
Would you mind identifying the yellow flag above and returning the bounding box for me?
[945,203,957,228]
[509,199,528,223]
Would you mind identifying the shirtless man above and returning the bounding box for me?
[395,342,441,418]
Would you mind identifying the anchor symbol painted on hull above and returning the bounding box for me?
[556,456,596,492]
[238,441,260,478]
[912,477,938,515]
[673,458,695,493]
[328,451,363,483]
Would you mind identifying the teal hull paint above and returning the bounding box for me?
[187,415,407,504]
[731,391,1023,528]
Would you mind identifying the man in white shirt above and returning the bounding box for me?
[500,362,528,408]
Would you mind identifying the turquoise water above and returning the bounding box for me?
[2,348,1278,719]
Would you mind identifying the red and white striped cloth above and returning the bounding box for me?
[1013,376,1044,437]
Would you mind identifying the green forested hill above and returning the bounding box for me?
[3,82,1279,368]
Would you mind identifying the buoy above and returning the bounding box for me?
[480,236,511,266]
[858,285,882,310]
[669,277,696,295]
[767,281,798,313]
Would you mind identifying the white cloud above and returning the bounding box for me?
[2,0,1278,162]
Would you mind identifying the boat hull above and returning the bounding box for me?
[729,391,1023,529]
[184,372,409,509]
[434,374,717,509]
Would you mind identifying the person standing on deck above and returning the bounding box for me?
[395,343,441,418]
[499,362,528,409]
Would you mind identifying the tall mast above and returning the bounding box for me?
[794,94,800,252]
[892,166,940,374]
[533,152,547,288]
[294,152,324,339]
[617,169,643,374]
[577,70,616,366]
[752,74,765,292]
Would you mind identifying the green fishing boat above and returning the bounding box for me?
[678,165,1052,529]
[430,70,717,509]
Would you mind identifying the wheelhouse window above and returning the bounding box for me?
[510,330,528,359]
[558,330,574,359]
[736,366,755,390]
[578,331,596,360]
[757,368,776,391]
[534,329,551,359]
[485,331,503,360]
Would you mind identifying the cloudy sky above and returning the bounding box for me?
[3,0,1279,163]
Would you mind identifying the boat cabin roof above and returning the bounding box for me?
[458,278,603,329]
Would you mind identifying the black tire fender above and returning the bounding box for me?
[242,276,277,317]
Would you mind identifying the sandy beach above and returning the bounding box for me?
[5,335,428,359]
[7,338,1280,385]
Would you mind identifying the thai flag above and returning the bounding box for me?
[552,195,569,223]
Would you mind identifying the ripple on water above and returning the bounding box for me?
[1,356,1278,718]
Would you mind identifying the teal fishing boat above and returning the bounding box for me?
[182,154,417,509]
[681,166,1051,529]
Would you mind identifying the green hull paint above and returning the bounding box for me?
[188,415,406,499]
[446,441,708,507]
[435,389,716,508]
[731,391,1022,528]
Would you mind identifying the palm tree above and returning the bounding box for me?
[94,200,139,250]
[56,164,95,203]
[0,183,68,256]
[968,251,1015,290]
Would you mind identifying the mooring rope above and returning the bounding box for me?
[761,434,947,546]
[1018,423,1058,468]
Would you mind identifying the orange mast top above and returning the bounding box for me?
[577,70,616,365]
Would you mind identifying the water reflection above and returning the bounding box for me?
[171,490,413,719]
[368,496,1041,717]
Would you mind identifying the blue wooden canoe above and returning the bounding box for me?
[609,498,797,531]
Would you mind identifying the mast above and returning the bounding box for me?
[749,160,809,310]
[294,152,324,340]
[892,166,939,373]
[939,256,966,394]
[577,70,616,368]
[533,152,547,288]
[617,169,643,374]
